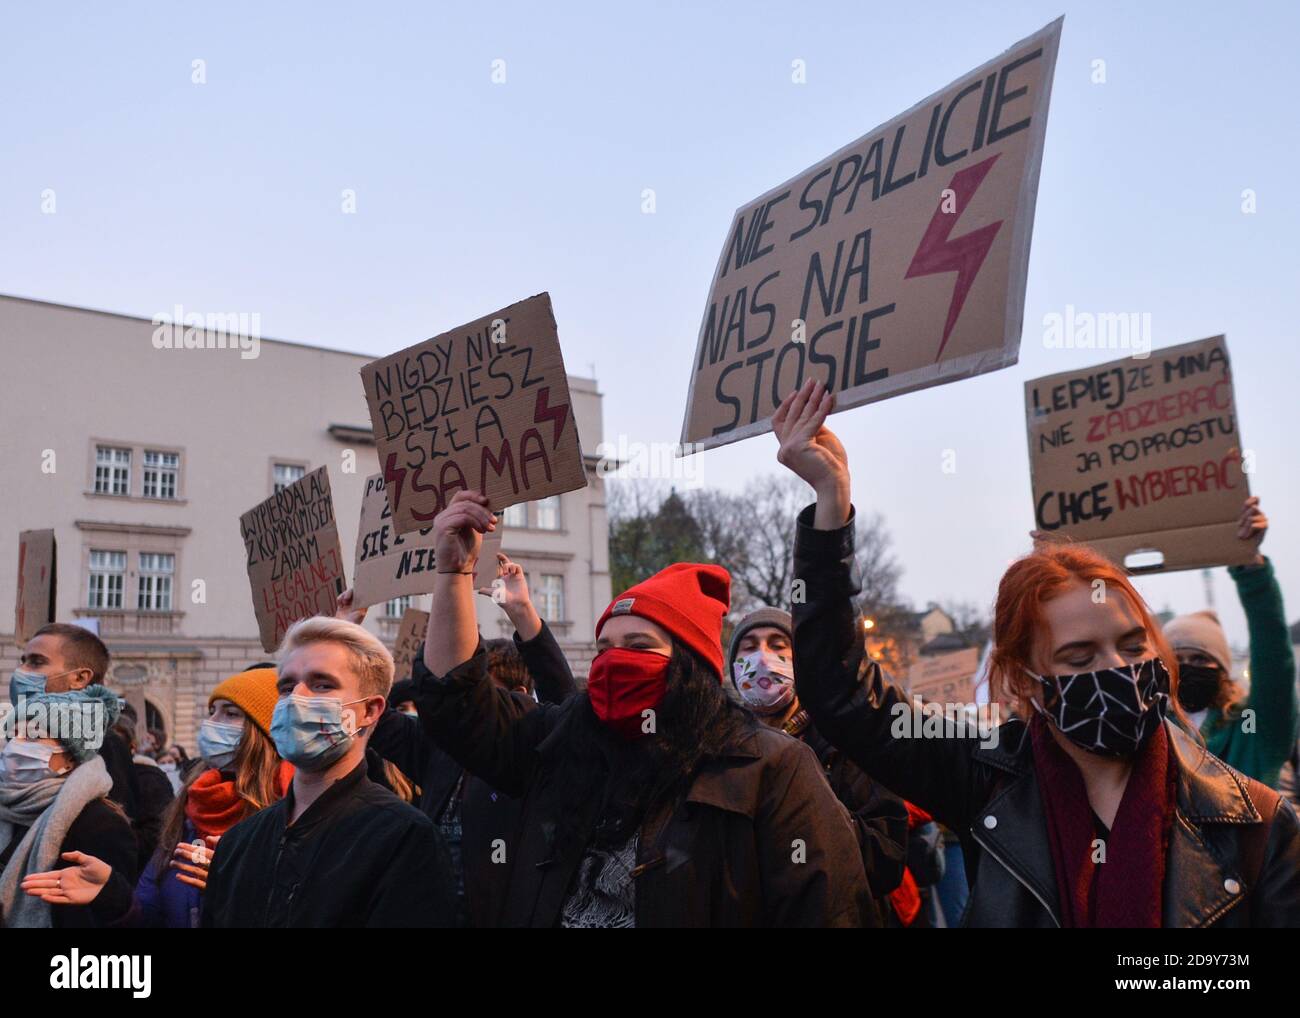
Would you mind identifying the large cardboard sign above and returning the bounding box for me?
[907,647,981,704]
[392,608,431,683]
[359,293,587,536]
[1025,336,1254,572]
[681,19,1062,451]
[240,466,347,652]
[353,473,441,610]
[15,530,56,642]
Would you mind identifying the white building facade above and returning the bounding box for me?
[0,295,611,749]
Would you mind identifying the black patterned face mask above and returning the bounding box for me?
[1028,657,1171,758]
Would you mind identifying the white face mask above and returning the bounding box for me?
[732,649,796,713]
[197,718,244,770]
[0,740,70,785]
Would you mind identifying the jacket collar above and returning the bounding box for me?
[282,757,368,837]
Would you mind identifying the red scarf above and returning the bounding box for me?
[1031,715,1175,928]
[185,761,294,839]
[888,801,934,927]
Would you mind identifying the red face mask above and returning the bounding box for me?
[587,647,671,739]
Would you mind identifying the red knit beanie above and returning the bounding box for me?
[595,563,731,681]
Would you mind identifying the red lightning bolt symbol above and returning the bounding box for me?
[533,386,569,448]
[383,452,408,512]
[904,153,1004,362]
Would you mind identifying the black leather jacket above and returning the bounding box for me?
[792,504,1300,927]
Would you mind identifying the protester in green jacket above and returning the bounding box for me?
[1165,497,1297,788]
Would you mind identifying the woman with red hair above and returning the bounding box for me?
[777,378,1300,927]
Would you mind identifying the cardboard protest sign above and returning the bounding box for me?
[391,608,430,683]
[15,530,56,642]
[907,648,981,704]
[681,19,1062,451]
[240,466,347,652]
[1025,336,1254,572]
[353,473,441,609]
[359,293,587,536]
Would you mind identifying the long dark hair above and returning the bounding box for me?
[550,641,757,857]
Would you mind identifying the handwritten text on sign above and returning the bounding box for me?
[240,466,346,652]
[392,608,431,684]
[1025,336,1253,571]
[352,472,441,609]
[359,293,586,536]
[680,19,1061,452]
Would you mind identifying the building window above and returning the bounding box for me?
[536,574,564,622]
[137,553,175,611]
[502,503,527,528]
[94,446,131,495]
[142,450,180,499]
[273,463,306,493]
[386,595,414,619]
[88,550,127,609]
[534,496,561,530]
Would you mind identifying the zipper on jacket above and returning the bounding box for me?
[970,828,1061,928]
[266,833,289,926]
[285,882,301,925]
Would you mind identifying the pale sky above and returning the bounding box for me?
[3,0,1297,649]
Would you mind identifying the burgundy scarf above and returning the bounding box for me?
[1030,715,1176,927]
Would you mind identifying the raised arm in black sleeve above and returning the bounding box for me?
[792,503,993,832]
[512,620,578,704]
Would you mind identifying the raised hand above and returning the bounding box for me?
[21,851,111,906]
[772,379,851,529]
[434,491,496,574]
[335,587,368,625]
[480,552,543,640]
[1237,495,1267,564]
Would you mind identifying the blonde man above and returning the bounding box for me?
[200,618,455,928]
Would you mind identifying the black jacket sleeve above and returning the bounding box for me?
[131,764,174,873]
[791,503,993,832]
[369,700,430,782]
[61,800,138,925]
[827,755,909,897]
[906,821,947,887]
[411,639,564,798]
[513,620,578,704]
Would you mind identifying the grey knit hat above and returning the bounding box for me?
[19,685,122,763]
[726,607,793,685]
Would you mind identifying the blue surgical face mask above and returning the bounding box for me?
[197,718,244,770]
[8,667,85,706]
[270,694,370,772]
[9,668,48,705]
[0,740,71,785]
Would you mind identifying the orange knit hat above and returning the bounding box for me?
[208,667,280,737]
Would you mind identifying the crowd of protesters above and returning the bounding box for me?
[3,379,1298,927]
